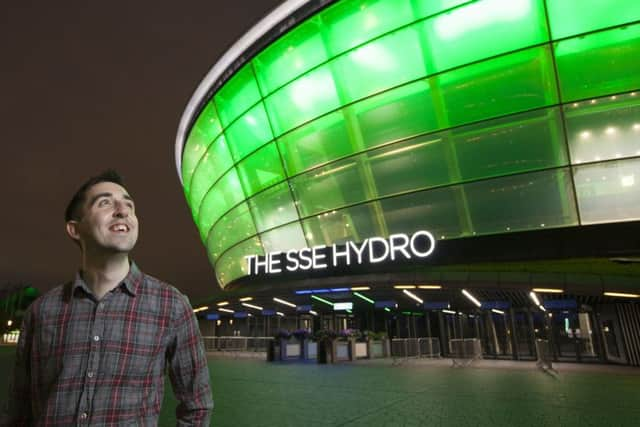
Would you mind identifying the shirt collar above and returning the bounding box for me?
[72,261,142,298]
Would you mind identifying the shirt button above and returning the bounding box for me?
[87,371,94,378]
[80,412,88,420]
[93,335,100,342]
[98,302,105,310]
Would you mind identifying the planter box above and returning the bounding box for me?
[355,342,368,359]
[279,338,302,359]
[368,340,388,358]
[334,340,352,361]
[304,340,317,359]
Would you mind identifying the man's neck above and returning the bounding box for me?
[81,252,131,300]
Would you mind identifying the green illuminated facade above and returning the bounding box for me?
[178,0,640,288]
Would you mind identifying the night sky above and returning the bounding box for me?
[0,0,283,301]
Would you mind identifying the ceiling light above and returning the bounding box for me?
[216,301,229,306]
[309,310,318,316]
[417,285,442,289]
[311,295,333,306]
[462,289,481,308]
[273,297,296,308]
[239,297,253,302]
[604,292,640,298]
[394,285,416,289]
[218,308,234,313]
[241,302,263,310]
[351,286,371,291]
[353,292,374,304]
[532,288,563,293]
[491,309,504,315]
[442,309,456,314]
[402,289,423,304]
[529,291,541,306]
[276,312,285,317]
[193,306,209,313]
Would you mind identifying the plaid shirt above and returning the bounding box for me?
[2,263,213,426]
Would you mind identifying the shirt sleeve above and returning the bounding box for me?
[166,292,213,426]
[0,308,34,426]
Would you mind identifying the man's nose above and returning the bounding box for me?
[113,200,129,217]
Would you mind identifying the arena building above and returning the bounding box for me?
[175,0,640,365]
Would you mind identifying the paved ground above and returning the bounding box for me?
[2,346,639,426]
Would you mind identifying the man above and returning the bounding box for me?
[2,170,213,426]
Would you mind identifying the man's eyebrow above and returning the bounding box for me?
[123,194,134,203]
[88,192,113,207]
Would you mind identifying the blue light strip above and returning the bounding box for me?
[295,288,350,295]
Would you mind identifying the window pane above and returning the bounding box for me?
[565,91,640,164]
[224,102,274,163]
[546,0,640,39]
[368,107,568,196]
[196,168,245,242]
[188,134,233,218]
[411,0,473,19]
[433,45,557,127]
[253,16,328,96]
[207,201,257,261]
[321,0,415,57]
[421,0,548,73]
[249,182,299,232]
[214,63,261,127]
[302,203,383,246]
[350,79,438,149]
[555,24,640,102]
[574,158,640,224]
[465,168,578,234]
[332,25,426,104]
[381,186,467,239]
[277,111,352,176]
[265,65,341,136]
[260,222,308,253]
[236,142,286,198]
[291,157,367,217]
[182,101,222,192]
[215,237,264,288]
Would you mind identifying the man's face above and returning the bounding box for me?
[70,181,139,254]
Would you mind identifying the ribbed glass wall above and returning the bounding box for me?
[180,0,640,287]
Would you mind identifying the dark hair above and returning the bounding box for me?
[65,169,125,222]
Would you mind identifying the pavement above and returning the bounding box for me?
[2,347,639,426]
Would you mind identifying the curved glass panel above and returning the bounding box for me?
[260,222,308,253]
[224,102,274,162]
[555,23,640,102]
[565,91,640,164]
[214,237,264,287]
[546,0,640,40]
[236,142,286,198]
[248,182,299,233]
[574,158,640,224]
[214,63,261,127]
[182,101,221,193]
[207,201,256,262]
[196,168,245,242]
[188,134,232,218]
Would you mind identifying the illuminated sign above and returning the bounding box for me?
[245,230,435,276]
[333,302,353,311]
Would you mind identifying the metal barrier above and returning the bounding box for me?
[418,337,441,358]
[449,338,482,367]
[202,336,273,358]
[535,339,557,374]
[392,337,441,364]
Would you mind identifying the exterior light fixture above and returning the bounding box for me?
[7,320,12,327]
[241,302,263,311]
[532,288,563,294]
[402,289,423,304]
[418,285,442,289]
[276,312,285,317]
[216,301,229,306]
[491,309,505,315]
[462,289,481,308]
[351,286,371,291]
[309,310,318,316]
[394,285,416,289]
[384,308,391,312]
[239,297,253,302]
[604,292,640,298]
[353,292,374,304]
[442,309,456,314]
[193,306,209,313]
[273,297,296,308]
[218,308,234,313]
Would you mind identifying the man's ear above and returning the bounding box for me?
[66,221,81,242]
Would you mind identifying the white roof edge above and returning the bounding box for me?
[174,0,312,185]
